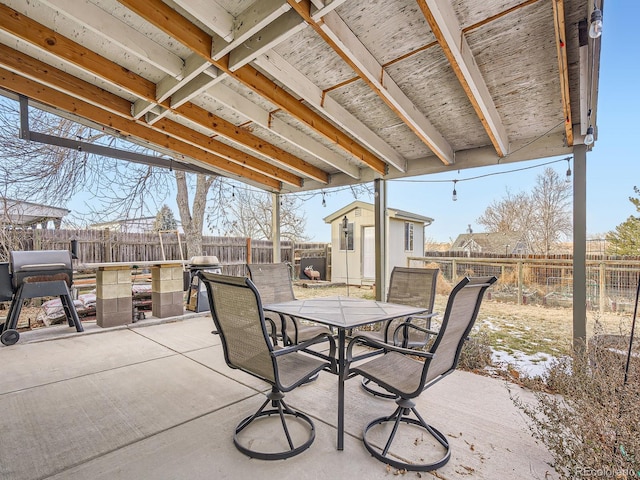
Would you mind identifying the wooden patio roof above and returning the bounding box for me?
[0,0,601,193]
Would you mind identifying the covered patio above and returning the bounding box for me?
[0,315,554,479]
[0,0,602,345]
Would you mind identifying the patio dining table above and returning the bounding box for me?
[263,296,427,450]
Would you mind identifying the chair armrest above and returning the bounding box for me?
[272,332,337,372]
[264,317,277,345]
[347,334,434,363]
[407,312,438,321]
[391,321,439,346]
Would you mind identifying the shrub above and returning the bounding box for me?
[459,330,493,371]
[512,339,640,479]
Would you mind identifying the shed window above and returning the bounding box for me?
[404,222,414,251]
[340,222,354,250]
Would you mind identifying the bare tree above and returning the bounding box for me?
[477,190,532,233]
[530,167,572,255]
[0,97,214,258]
[215,187,308,241]
[477,167,572,254]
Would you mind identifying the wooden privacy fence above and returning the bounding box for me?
[410,253,640,314]
[3,229,330,278]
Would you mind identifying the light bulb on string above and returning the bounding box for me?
[321,192,326,207]
[452,180,458,202]
[584,125,594,146]
[589,7,603,39]
[231,185,235,198]
[565,158,572,183]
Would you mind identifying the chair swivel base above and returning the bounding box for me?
[234,392,315,460]
[362,402,451,472]
[361,377,399,399]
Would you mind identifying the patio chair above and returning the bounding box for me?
[352,267,439,398]
[346,275,497,472]
[198,271,336,460]
[247,262,331,345]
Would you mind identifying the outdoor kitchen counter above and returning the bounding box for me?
[85,261,186,327]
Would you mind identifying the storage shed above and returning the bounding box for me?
[324,201,433,287]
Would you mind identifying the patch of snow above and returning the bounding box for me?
[491,348,556,378]
[482,320,501,331]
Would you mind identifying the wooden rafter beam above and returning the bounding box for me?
[0,4,319,184]
[38,0,184,78]
[552,0,574,146]
[174,103,329,183]
[0,69,281,190]
[416,0,510,157]
[210,0,293,60]
[227,9,306,71]
[291,2,454,166]
[206,83,361,179]
[117,0,388,176]
[0,46,299,188]
[25,0,357,180]
[0,3,157,100]
[253,51,406,171]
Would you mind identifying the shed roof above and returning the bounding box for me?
[0,198,70,227]
[0,0,601,193]
[323,200,433,225]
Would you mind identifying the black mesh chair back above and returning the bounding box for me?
[246,262,295,304]
[199,271,335,461]
[384,266,439,346]
[247,263,330,345]
[204,273,276,382]
[355,267,439,398]
[347,275,497,471]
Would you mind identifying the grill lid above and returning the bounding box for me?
[10,250,73,290]
[189,255,220,266]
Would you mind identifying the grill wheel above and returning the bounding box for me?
[1,327,20,346]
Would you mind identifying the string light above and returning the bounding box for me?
[231,185,235,198]
[224,155,572,205]
[452,180,458,202]
[321,192,326,207]
[566,158,572,182]
[584,125,594,146]
[589,6,603,39]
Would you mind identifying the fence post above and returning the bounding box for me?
[451,259,457,284]
[103,228,112,262]
[325,243,331,281]
[33,228,42,250]
[518,261,523,305]
[599,262,606,313]
[246,237,251,265]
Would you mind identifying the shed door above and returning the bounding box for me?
[362,226,375,279]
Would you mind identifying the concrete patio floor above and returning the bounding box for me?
[0,315,556,480]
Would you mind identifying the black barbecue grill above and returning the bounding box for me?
[0,250,83,346]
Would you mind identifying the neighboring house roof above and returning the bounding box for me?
[0,198,70,228]
[89,217,157,233]
[451,232,527,255]
[323,201,433,226]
